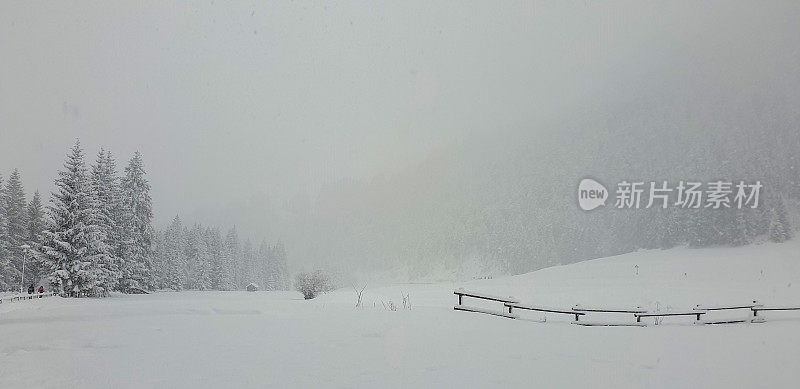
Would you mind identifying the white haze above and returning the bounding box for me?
[2,1,799,277]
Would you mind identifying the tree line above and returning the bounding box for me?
[0,140,287,295]
[154,216,288,292]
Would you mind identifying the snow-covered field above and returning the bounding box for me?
[2,241,800,388]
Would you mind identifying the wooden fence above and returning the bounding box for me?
[454,289,800,326]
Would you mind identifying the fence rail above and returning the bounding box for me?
[752,305,800,316]
[0,291,58,304]
[453,289,799,327]
[572,304,647,314]
[505,302,585,321]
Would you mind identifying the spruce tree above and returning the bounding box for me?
[273,241,288,290]
[221,227,239,290]
[41,141,110,297]
[27,192,45,247]
[185,224,199,289]
[26,191,46,281]
[120,152,155,291]
[258,240,271,290]
[195,240,211,290]
[242,239,254,286]
[4,169,28,288]
[769,198,793,243]
[163,215,186,290]
[0,173,11,291]
[186,224,211,290]
[728,209,750,246]
[659,207,683,249]
[151,229,167,289]
[207,227,224,290]
[90,149,122,292]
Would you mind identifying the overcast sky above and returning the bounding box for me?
[0,1,569,226]
[2,0,798,237]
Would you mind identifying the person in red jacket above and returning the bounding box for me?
[37,285,44,296]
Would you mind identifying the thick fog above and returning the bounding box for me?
[2,1,799,282]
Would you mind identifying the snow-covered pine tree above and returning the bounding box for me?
[25,191,46,282]
[242,239,254,286]
[266,243,280,291]
[259,241,291,290]
[658,207,683,249]
[41,141,111,297]
[4,169,28,288]
[186,224,211,290]
[27,192,45,248]
[119,152,156,292]
[90,149,123,292]
[258,240,271,290]
[221,226,239,290]
[769,198,793,243]
[0,172,11,291]
[776,197,793,240]
[196,234,212,291]
[686,208,708,247]
[102,151,128,280]
[206,227,224,290]
[728,209,750,246]
[752,205,772,238]
[163,215,187,290]
[151,229,166,289]
[273,241,288,290]
[184,224,197,289]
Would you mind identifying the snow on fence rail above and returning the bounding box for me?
[0,291,58,304]
[751,305,800,323]
[453,289,800,326]
[694,302,762,312]
[453,289,519,319]
[572,304,647,314]
[635,310,706,323]
[504,302,585,322]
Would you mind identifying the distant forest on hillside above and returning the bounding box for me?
[293,91,799,280]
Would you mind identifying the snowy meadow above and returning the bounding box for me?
[3,240,800,388]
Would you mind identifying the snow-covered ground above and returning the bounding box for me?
[2,241,800,388]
